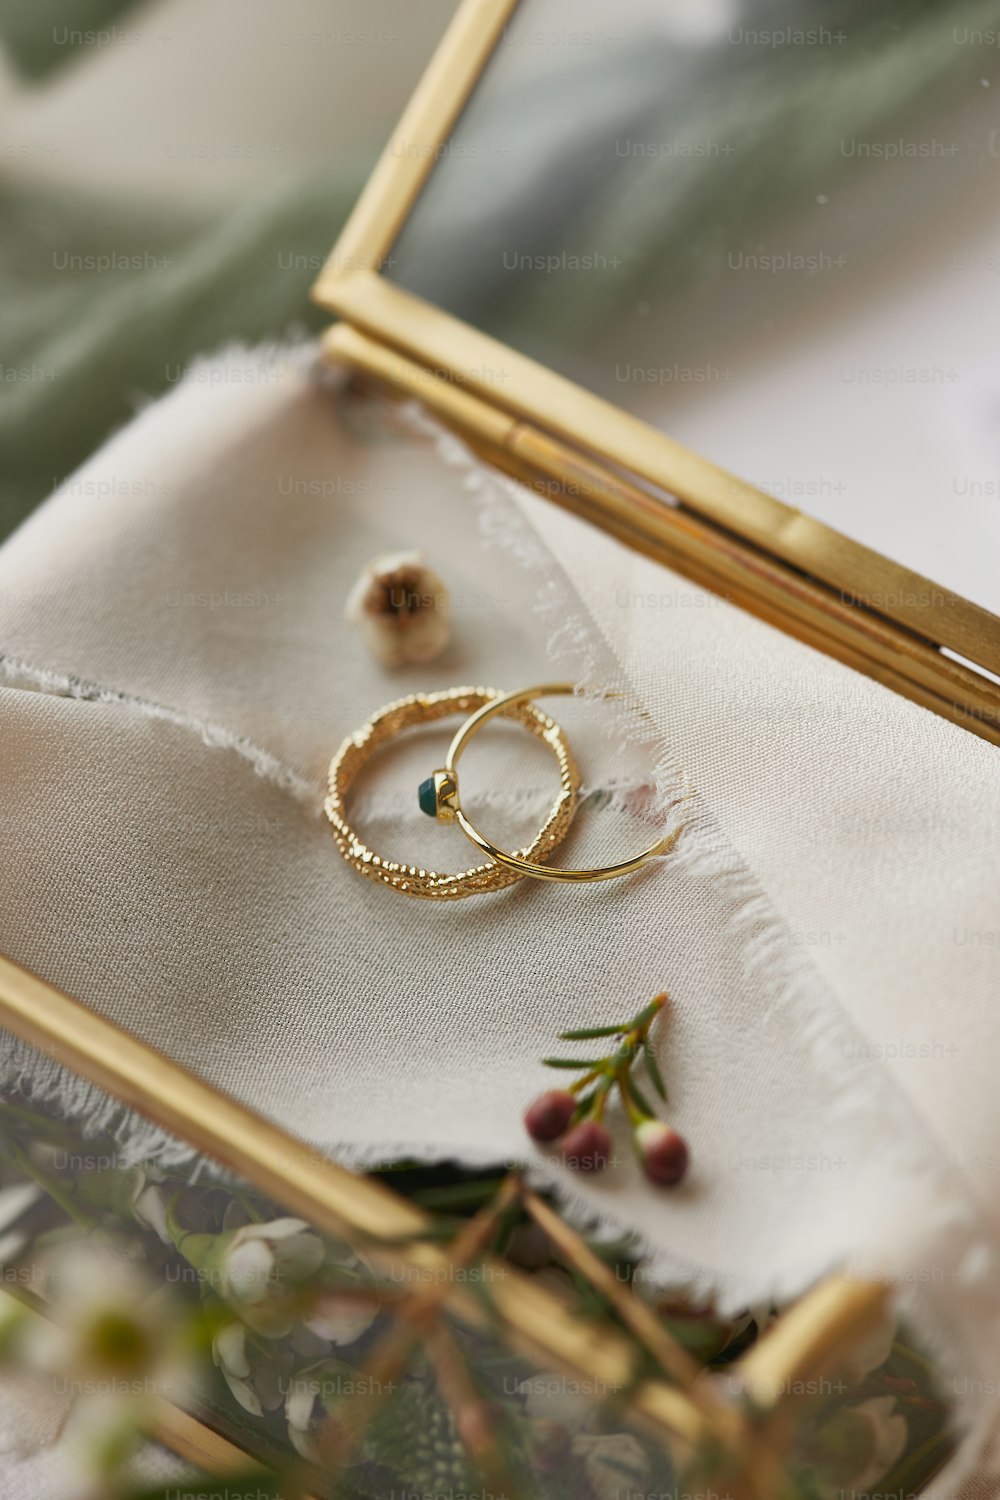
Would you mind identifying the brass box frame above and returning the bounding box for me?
[312,0,1000,746]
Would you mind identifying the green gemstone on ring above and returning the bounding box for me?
[418,776,439,818]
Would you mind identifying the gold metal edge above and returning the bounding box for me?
[0,952,703,1446]
[323,324,1000,745]
[150,1404,289,1490]
[0,1267,911,1494]
[0,959,904,1480]
[314,0,518,284]
[310,0,1000,688]
[317,271,1000,685]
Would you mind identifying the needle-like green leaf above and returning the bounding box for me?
[627,1076,656,1118]
[643,1040,668,1101]
[631,995,667,1031]
[542,1057,604,1070]
[558,1024,624,1041]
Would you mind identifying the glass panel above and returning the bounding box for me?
[0,1038,955,1497]
[388,0,1000,615]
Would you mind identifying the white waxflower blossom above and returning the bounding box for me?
[516,1372,593,1435]
[0,1181,40,1234]
[345,551,450,667]
[304,1287,378,1347]
[284,1359,371,1464]
[218,1217,325,1338]
[816,1396,908,1500]
[298,1244,379,1348]
[572,1432,650,1500]
[0,1181,40,1270]
[222,1217,324,1301]
[840,1308,898,1384]
[132,1180,171,1245]
[2,1241,196,1491]
[212,1321,259,1415]
[211,1321,292,1416]
[34,1242,191,1397]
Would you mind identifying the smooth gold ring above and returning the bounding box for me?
[425,683,675,884]
[326,687,580,899]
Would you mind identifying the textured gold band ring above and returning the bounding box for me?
[326,687,580,899]
[426,683,675,884]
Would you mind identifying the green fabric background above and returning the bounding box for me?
[1,0,991,542]
[0,173,358,539]
[0,0,138,78]
[0,0,372,540]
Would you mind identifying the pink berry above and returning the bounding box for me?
[635,1120,689,1186]
[528,1419,571,1473]
[457,1404,495,1452]
[524,1090,577,1143]
[560,1120,612,1173]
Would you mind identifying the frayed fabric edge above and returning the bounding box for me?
[0,1043,847,1311]
[0,1046,199,1174]
[0,654,318,806]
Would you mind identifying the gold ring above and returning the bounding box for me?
[425,683,675,884]
[326,687,580,899]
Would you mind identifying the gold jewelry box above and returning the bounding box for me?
[0,2,984,1487]
[312,0,1000,747]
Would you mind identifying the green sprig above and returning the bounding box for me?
[543,993,672,1129]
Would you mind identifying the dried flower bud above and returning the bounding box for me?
[634,1120,689,1186]
[560,1121,612,1173]
[524,1090,577,1143]
[345,551,450,667]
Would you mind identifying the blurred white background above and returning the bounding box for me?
[1,0,457,204]
[2,0,999,619]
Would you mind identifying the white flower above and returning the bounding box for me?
[212,1322,260,1415]
[0,1181,40,1235]
[840,1309,897,1384]
[211,1321,291,1416]
[284,1360,370,1465]
[855,1396,909,1487]
[35,1243,165,1375]
[132,1183,170,1245]
[304,1288,378,1347]
[345,551,450,667]
[5,1240,196,1485]
[572,1433,650,1500]
[221,1217,324,1304]
[297,1247,378,1348]
[516,1373,593,1434]
[285,1378,319,1458]
[218,1217,325,1339]
[815,1396,908,1500]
